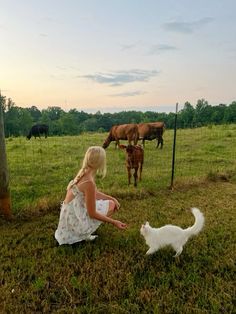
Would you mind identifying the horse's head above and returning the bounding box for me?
[102,138,110,149]
[102,132,114,149]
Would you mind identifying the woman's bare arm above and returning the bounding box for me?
[96,190,115,201]
[84,182,124,227]
[96,189,120,209]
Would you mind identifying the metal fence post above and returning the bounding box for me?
[170,103,178,189]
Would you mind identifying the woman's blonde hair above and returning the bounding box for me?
[67,146,106,190]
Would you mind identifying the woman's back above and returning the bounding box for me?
[55,177,109,245]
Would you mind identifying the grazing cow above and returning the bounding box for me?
[138,122,165,148]
[119,144,144,187]
[102,124,139,149]
[26,124,49,140]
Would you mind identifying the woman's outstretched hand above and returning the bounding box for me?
[113,220,127,230]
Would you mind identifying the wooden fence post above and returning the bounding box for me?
[0,93,12,219]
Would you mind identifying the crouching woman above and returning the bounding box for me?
[55,146,127,245]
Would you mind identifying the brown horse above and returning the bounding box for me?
[102,124,139,149]
[138,122,165,148]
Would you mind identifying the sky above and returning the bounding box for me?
[0,0,236,113]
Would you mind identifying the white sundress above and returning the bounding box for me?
[55,182,109,245]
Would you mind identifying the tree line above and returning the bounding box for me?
[0,94,235,137]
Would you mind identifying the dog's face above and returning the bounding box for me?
[140,221,150,237]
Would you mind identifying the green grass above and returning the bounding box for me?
[5,124,236,213]
[1,124,236,313]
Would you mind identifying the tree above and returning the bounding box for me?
[82,117,99,132]
[47,106,65,121]
[40,110,52,125]
[60,113,78,135]
[166,112,176,129]
[1,100,236,137]
[224,101,236,123]
[194,99,212,126]
[18,108,34,136]
[4,103,20,136]
[210,104,226,124]
[27,106,42,122]
[179,102,195,127]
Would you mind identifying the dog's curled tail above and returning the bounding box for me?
[185,207,205,237]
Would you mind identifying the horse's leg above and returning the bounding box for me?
[139,162,143,181]
[133,167,138,187]
[156,135,162,148]
[142,139,145,148]
[160,137,163,149]
[127,167,131,185]
[134,133,138,145]
[128,136,132,145]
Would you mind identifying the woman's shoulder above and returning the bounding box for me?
[77,177,95,189]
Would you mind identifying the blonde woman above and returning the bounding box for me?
[55,146,127,245]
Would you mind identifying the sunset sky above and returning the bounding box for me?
[0,0,235,113]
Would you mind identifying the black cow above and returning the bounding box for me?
[27,124,49,140]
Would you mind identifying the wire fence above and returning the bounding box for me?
[174,124,236,181]
[5,122,236,212]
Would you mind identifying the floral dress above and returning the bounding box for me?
[55,182,109,245]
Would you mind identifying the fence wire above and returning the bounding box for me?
[5,123,236,212]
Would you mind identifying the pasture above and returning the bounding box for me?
[1,124,236,313]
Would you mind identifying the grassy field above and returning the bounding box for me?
[1,124,236,313]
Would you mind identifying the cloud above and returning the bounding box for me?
[50,74,66,80]
[56,66,68,71]
[163,17,214,33]
[148,44,178,55]
[39,16,63,25]
[41,17,56,23]
[109,90,146,97]
[81,69,159,86]
[39,33,48,37]
[120,41,141,50]
[56,65,80,72]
